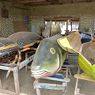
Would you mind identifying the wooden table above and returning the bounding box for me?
[0,54,33,95]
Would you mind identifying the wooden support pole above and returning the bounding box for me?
[13,67,20,95]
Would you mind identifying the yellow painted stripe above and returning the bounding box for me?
[0,44,18,51]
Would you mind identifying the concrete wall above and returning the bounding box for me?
[30,2,95,33]
[30,18,44,34]
[0,1,95,37]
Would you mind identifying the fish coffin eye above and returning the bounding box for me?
[50,48,56,54]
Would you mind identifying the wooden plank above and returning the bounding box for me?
[75,92,90,95]
[0,44,18,51]
[0,79,2,88]
[13,67,20,95]
[74,74,95,82]
[0,66,11,70]
[22,40,40,49]
[18,0,45,3]
[36,83,66,90]
[19,55,34,70]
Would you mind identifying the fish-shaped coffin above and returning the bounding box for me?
[31,34,67,79]
[0,38,18,63]
[8,32,42,48]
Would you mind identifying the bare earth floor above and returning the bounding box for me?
[0,68,95,95]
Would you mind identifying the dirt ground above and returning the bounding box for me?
[0,68,95,95]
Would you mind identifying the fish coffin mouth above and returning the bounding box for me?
[32,70,51,79]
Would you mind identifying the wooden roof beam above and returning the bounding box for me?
[72,0,93,3]
[18,0,46,4]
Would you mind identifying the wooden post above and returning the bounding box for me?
[25,52,28,71]
[0,78,2,88]
[0,71,2,88]
[13,67,20,95]
[34,80,41,95]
